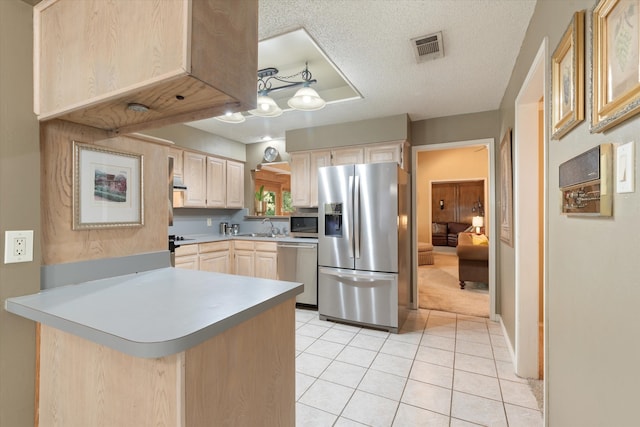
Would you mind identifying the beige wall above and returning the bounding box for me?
[285,114,410,152]
[0,1,39,425]
[142,123,246,162]
[416,147,489,243]
[412,110,499,146]
[500,0,640,424]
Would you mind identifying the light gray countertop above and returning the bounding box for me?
[5,268,302,358]
[175,234,318,245]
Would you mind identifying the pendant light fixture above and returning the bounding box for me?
[288,85,326,111]
[248,62,325,117]
[214,62,326,122]
[248,94,283,117]
[214,111,246,123]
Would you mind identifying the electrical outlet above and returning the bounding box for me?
[14,237,26,256]
[207,218,212,227]
[4,230,33,264]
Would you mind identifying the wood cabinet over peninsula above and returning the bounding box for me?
[34,0,258,134]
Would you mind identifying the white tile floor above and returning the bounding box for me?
[295,308,543,427]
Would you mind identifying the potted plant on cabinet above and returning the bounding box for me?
[255,185,266,215]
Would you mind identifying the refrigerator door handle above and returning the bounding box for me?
[354,174,360,259]
[348,175,355,259]
[319,267,396,282]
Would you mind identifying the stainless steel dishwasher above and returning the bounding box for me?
[277,241,318,307]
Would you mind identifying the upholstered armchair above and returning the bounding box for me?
[456,232,489,289]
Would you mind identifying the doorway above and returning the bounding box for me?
[513,39,546,382]
[411,139,497,320]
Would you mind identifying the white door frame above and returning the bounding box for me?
[513,38,547,379]
[411,138,497,320]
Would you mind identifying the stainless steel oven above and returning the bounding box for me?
[289,214,318,238]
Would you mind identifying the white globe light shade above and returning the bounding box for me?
[214,112,246,123]
[248,95,283,117]
[287,86,326,111]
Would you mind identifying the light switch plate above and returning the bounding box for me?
[616,141,635,194]
[4,230,34,264]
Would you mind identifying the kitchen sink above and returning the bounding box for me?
[236,233,286,238]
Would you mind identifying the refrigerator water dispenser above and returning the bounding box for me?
[324,203,343,237]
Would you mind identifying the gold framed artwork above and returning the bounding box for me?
[592,0,640,133]
[499,129,513,247]
[551,10,585,139]
[73,141,144,230]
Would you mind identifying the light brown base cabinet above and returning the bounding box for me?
[232,240,278,280]
[175,241,231,273]
[36,299,296,427]
[255,242,278,280]
[176,240,277,280]
[198,241,231,274]
[174,244,199,270]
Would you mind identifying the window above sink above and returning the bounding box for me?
[254,162,293,216]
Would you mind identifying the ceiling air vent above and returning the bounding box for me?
[411,31,444,63]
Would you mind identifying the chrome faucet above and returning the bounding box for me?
[262,217,276,237]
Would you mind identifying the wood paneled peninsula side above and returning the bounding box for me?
[6,268,302,427]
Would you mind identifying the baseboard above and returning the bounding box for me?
[497,314,517,366]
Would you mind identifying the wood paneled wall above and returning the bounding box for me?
[431,180,484,224]
[41,120,168,265]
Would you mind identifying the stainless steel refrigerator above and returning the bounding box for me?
[317,162,410,333]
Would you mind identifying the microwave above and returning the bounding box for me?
[289,214,318,237]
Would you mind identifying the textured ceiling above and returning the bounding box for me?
[186,0,538,144]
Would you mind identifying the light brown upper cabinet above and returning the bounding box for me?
[290,151,331,208]
[290,141,407,208]
[182,150,244,209]
[183,152,208,207]
[206,157,244,209]
[168,147,184,179]
[331,147,365,166]
[331,142,407,168]
[34,0,257,134]
[364,141,408,169]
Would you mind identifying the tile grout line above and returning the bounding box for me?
[328,320,366,426]
[331,319,393,426]
[387,310,429,426]
[448,312,459,427]
[296,309,536,426]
